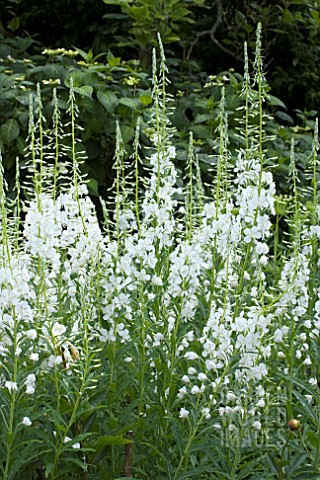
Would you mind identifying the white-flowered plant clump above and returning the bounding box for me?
[0,26,319,480]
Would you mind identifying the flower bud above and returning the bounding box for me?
[288,418,300,430]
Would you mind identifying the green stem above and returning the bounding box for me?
[3,309,19,480]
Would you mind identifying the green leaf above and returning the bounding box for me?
[171,7,192,20]
[229,72,239,87]
[266,454,280,475]
[190,124,210,139]
[307,431,320,449]
[97,90,119,113]
[236,458,262,479]
[73,46,89,61]
[0,118,20,144]
[287,452,308,476]
[276,459,290,468]
[45,463,54,476]
[84,110,104,132]
[87,178,99,196]
[120,125,134,143]
[267,95,287,109]
[90,434,133,463]
[43,64,65,79]
[275,111,294,124]
[59,397,73,416]
[103,12,128,18]
[74,86,93,99]
[129,5,149,19]
[194,113,212,124]
[107,51,122,67]
[65,70,86,88]
[163,34,180,42]
[283,9,293,23]
[57,457,90,475]
[292,466,320,479]
[139,95,153,106]
[311,9,320,23]
[8,16,20,32]
[103,0,130,4]
[95,435,133,448]
[292,390,318,426]
[119,97,140,110]
[177,465,217,479]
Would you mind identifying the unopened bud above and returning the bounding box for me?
[288,419,300,430]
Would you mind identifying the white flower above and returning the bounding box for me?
[253,421,262,430]
[251,287,258,297]
[303,357,312,366]
[188,367,197,375]
[179,408,189,419]
[26,384,35,395]
[124,357,133,363]
[184,351,198,360]
[205,360,216,371]
[152,276,163,287]
[29,353,39,361]
[226,392,236,402]
[256,399,265,408]
[54,355,63,365]
[177,386,187,398]
[274,329,283,343]
[154,333,164,343]
[25,374,36,394]
[26,374,36,384]
[201,407,211,419]
[256,385,265,396]
[72,442,81,449]
[260,255,268,266]
[186,331,194,342]
[191,385,201,395]
[5,381,18,393]
[22,417,32,426]
[198,373,207,382]
[26,329,37,340]
[305,395,313,403]
[52,323,67,337]
[309,377,318,386]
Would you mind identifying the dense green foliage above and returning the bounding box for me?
[1,0,319,109]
